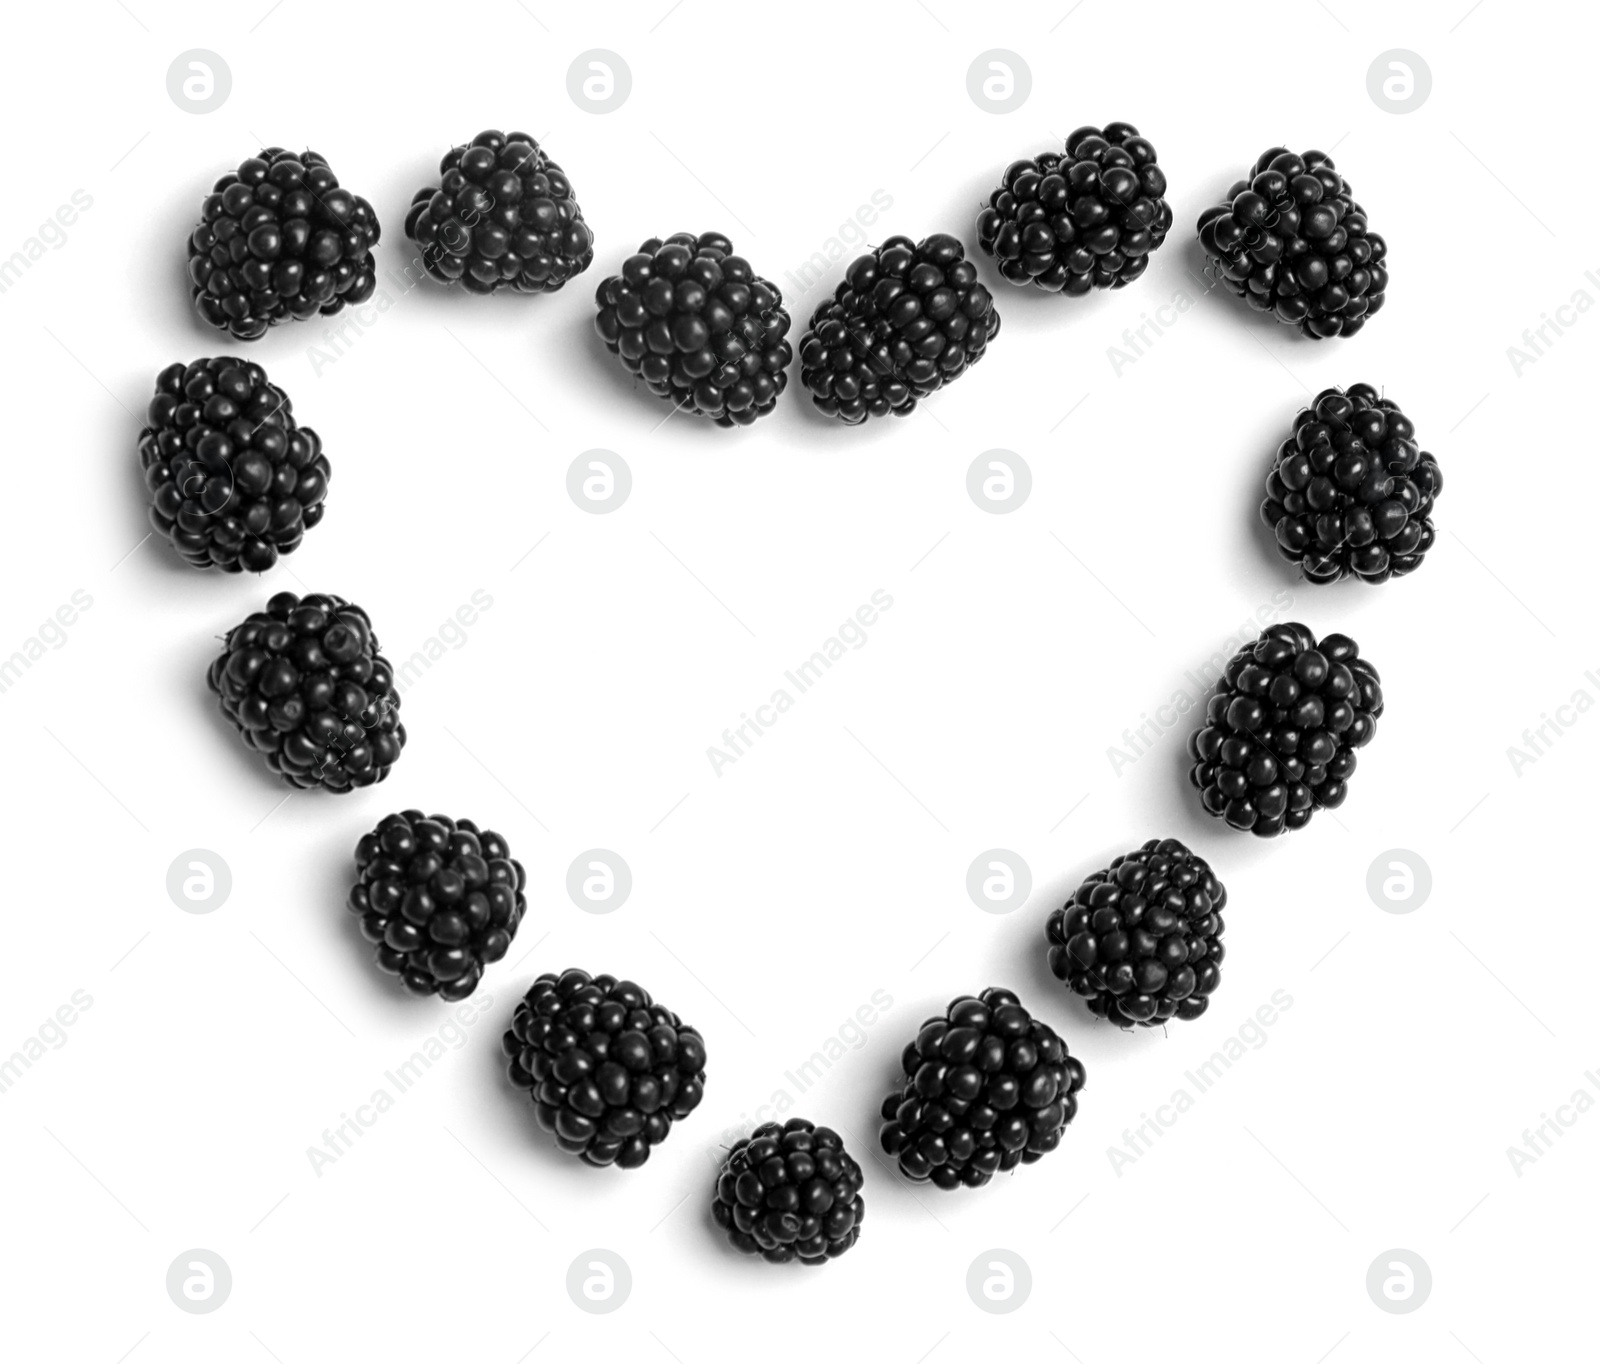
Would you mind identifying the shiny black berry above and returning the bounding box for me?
[593,232,791,427]
[1188,623,1383,836]
[138,358,328,573]
[1046,839,1225,1026]
[348,812,526,1001]
[1262,383,1443,584]
[878,988,1083,1190]
[1197,148,1386,338]
[405,130,594,294]
[977,122,1173,293]
[713,1118,864,1264]
[798,232,1000,423]
[187,148,379,340]
[503,969,707,1169]
[207,591,406,792]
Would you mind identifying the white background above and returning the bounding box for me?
[1,1,1594,1360]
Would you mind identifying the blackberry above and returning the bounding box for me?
[404,130,594,295]
[206,591,406,792]
[712,1118,864,1264]
[1187,623,1383,836]
[1045,838,1225,1027]
[188,148,379,341]
[593,232,791,426]
[798,233,1000,424]
[1197,148,1386,338]
[503,969,707,1168]
[138,358,329,573]
[977,122,1173,293]
[1262,384,1443,584]
[348,812,526,1001]
[878,988,1083,1190]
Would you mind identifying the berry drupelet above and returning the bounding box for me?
[879,988,1084,1190]
[404,130,594,294]
[1196,148,1386,338]
[207,592,406,792]
[977,122,1173,293]
[503,969,707,1169]
[138,358,329,573]
[713,1118,865,1264]
[798,233,1000,423]
[1263,384,1443,584]
[348,812,526,1001]
[187,148,379,341]
[1188,623,1383,836]
[1045,839,1226,1026]
[593,232,791,426]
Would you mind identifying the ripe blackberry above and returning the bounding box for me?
[206,591,406,792]
[1262,384,1443,584]
[1045,839,1225,1027]
[1197,148,1386,338]
[348,812,526,1002]
[593,232,791,427]
[138,358,329,573]
[878,988,1083,1190]
[503,969,707,1168]
[188,148,379,340]
[977,122,1173,293]
[798,233,1000,424]
[1188,623,1383,836]
[404,130,594,295]
[712,1118,864,1264]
